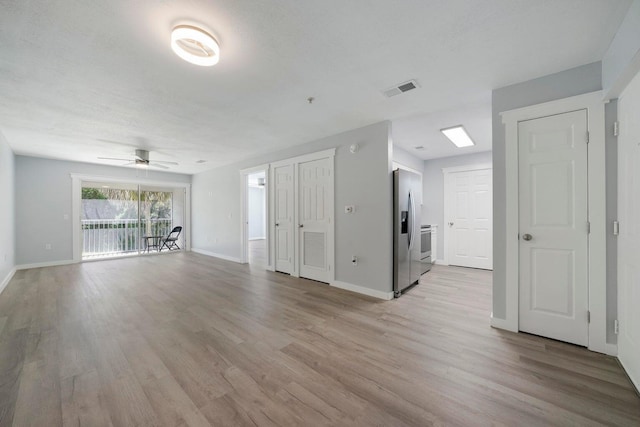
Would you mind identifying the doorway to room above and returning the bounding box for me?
[443,165,493,270]
[246,171,267,267]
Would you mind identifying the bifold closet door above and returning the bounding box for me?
[298,158,331,283]
[273,164,294,274]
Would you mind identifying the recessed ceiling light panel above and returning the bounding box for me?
[440,125,475,148]
[171,25,220,66]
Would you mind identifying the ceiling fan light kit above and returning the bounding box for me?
[171,25,220,66]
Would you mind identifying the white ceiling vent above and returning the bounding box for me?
[383,80,420,98]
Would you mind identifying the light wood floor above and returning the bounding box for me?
[0,253,638,426]
[248,239,266,267]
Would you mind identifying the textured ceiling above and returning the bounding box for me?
[0,0,632,174]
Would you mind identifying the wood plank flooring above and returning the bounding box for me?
[0,253,638,426]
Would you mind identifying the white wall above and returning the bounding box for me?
[0,132,15,291]
[422,151,492,262]
[15,156,191,266]
[192,121,393,294]
[392,145,424,172]
[248,186,265,240]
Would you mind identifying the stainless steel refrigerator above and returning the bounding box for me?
[393,168,422,297]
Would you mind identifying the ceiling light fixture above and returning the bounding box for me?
[171,25,220,66]
[440,125,475,148]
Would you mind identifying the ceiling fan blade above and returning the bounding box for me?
[98,157,133,162]
[149,163,169,170]
[151,160,179,165]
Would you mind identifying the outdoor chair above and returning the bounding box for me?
[160,226,182,251]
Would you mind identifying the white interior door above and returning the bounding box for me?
[518,110,589,346]
[617,71,640,389]
[298,158,332,283]
[274,164,294,274]
[446,169,493,269]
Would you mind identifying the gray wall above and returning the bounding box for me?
[192,121,394,293]
[491,62,603,320]
[602,0,640,98]
[422,151,492,261]
[392,145,424,172]
[15,156,191,265]
[0,132,15,287]
[248,186,265,239]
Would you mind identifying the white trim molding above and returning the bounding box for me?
[441,163,492,175]
[0,268,17,296]
[240,164,270,266]
[191,248,243,264]
[500,91,608,354]
[490,313,517,332]
[16,260,76,270]
[331,280,394,300]
[270,148,336,169]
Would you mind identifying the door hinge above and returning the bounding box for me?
[614,319,619,334]
[613,220,619,236]
[587,311,591,323]
[586,131,590,144]
[613,121,619,137]
[587,221,591,234]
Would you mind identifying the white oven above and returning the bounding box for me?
[420,225,432,274]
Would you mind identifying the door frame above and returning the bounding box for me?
[71,174,192,262]
[268,148,336,281]
[239,164,270,266]
[442,163,493,267]
[499,91,610,355]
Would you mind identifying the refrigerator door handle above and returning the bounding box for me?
[408,190,413,250]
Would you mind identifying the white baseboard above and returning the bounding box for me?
[248,237,266,241]
[603,343,618,356]
[0,267,17,296]
[490,314,518,332]
[16,259,76,270]
[331,280,394,300]
[191,248,243,264]
[434,259,448,266]
[619,359,640,395]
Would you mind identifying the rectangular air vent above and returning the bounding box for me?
[383,79,420,98]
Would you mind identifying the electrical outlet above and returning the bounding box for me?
[45,243,52,250]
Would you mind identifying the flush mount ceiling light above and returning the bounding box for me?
[171,25,220,66]
[440,125,475,148]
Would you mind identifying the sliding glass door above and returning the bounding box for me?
[81,181,184,260]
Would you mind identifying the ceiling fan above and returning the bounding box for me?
[98,149,178,170]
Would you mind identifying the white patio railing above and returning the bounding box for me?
[82,218,173,258]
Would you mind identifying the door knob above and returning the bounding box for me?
[275,223,280,227]
[448,222,454,227]
[522,233,533,241]
[299,224,304,228]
